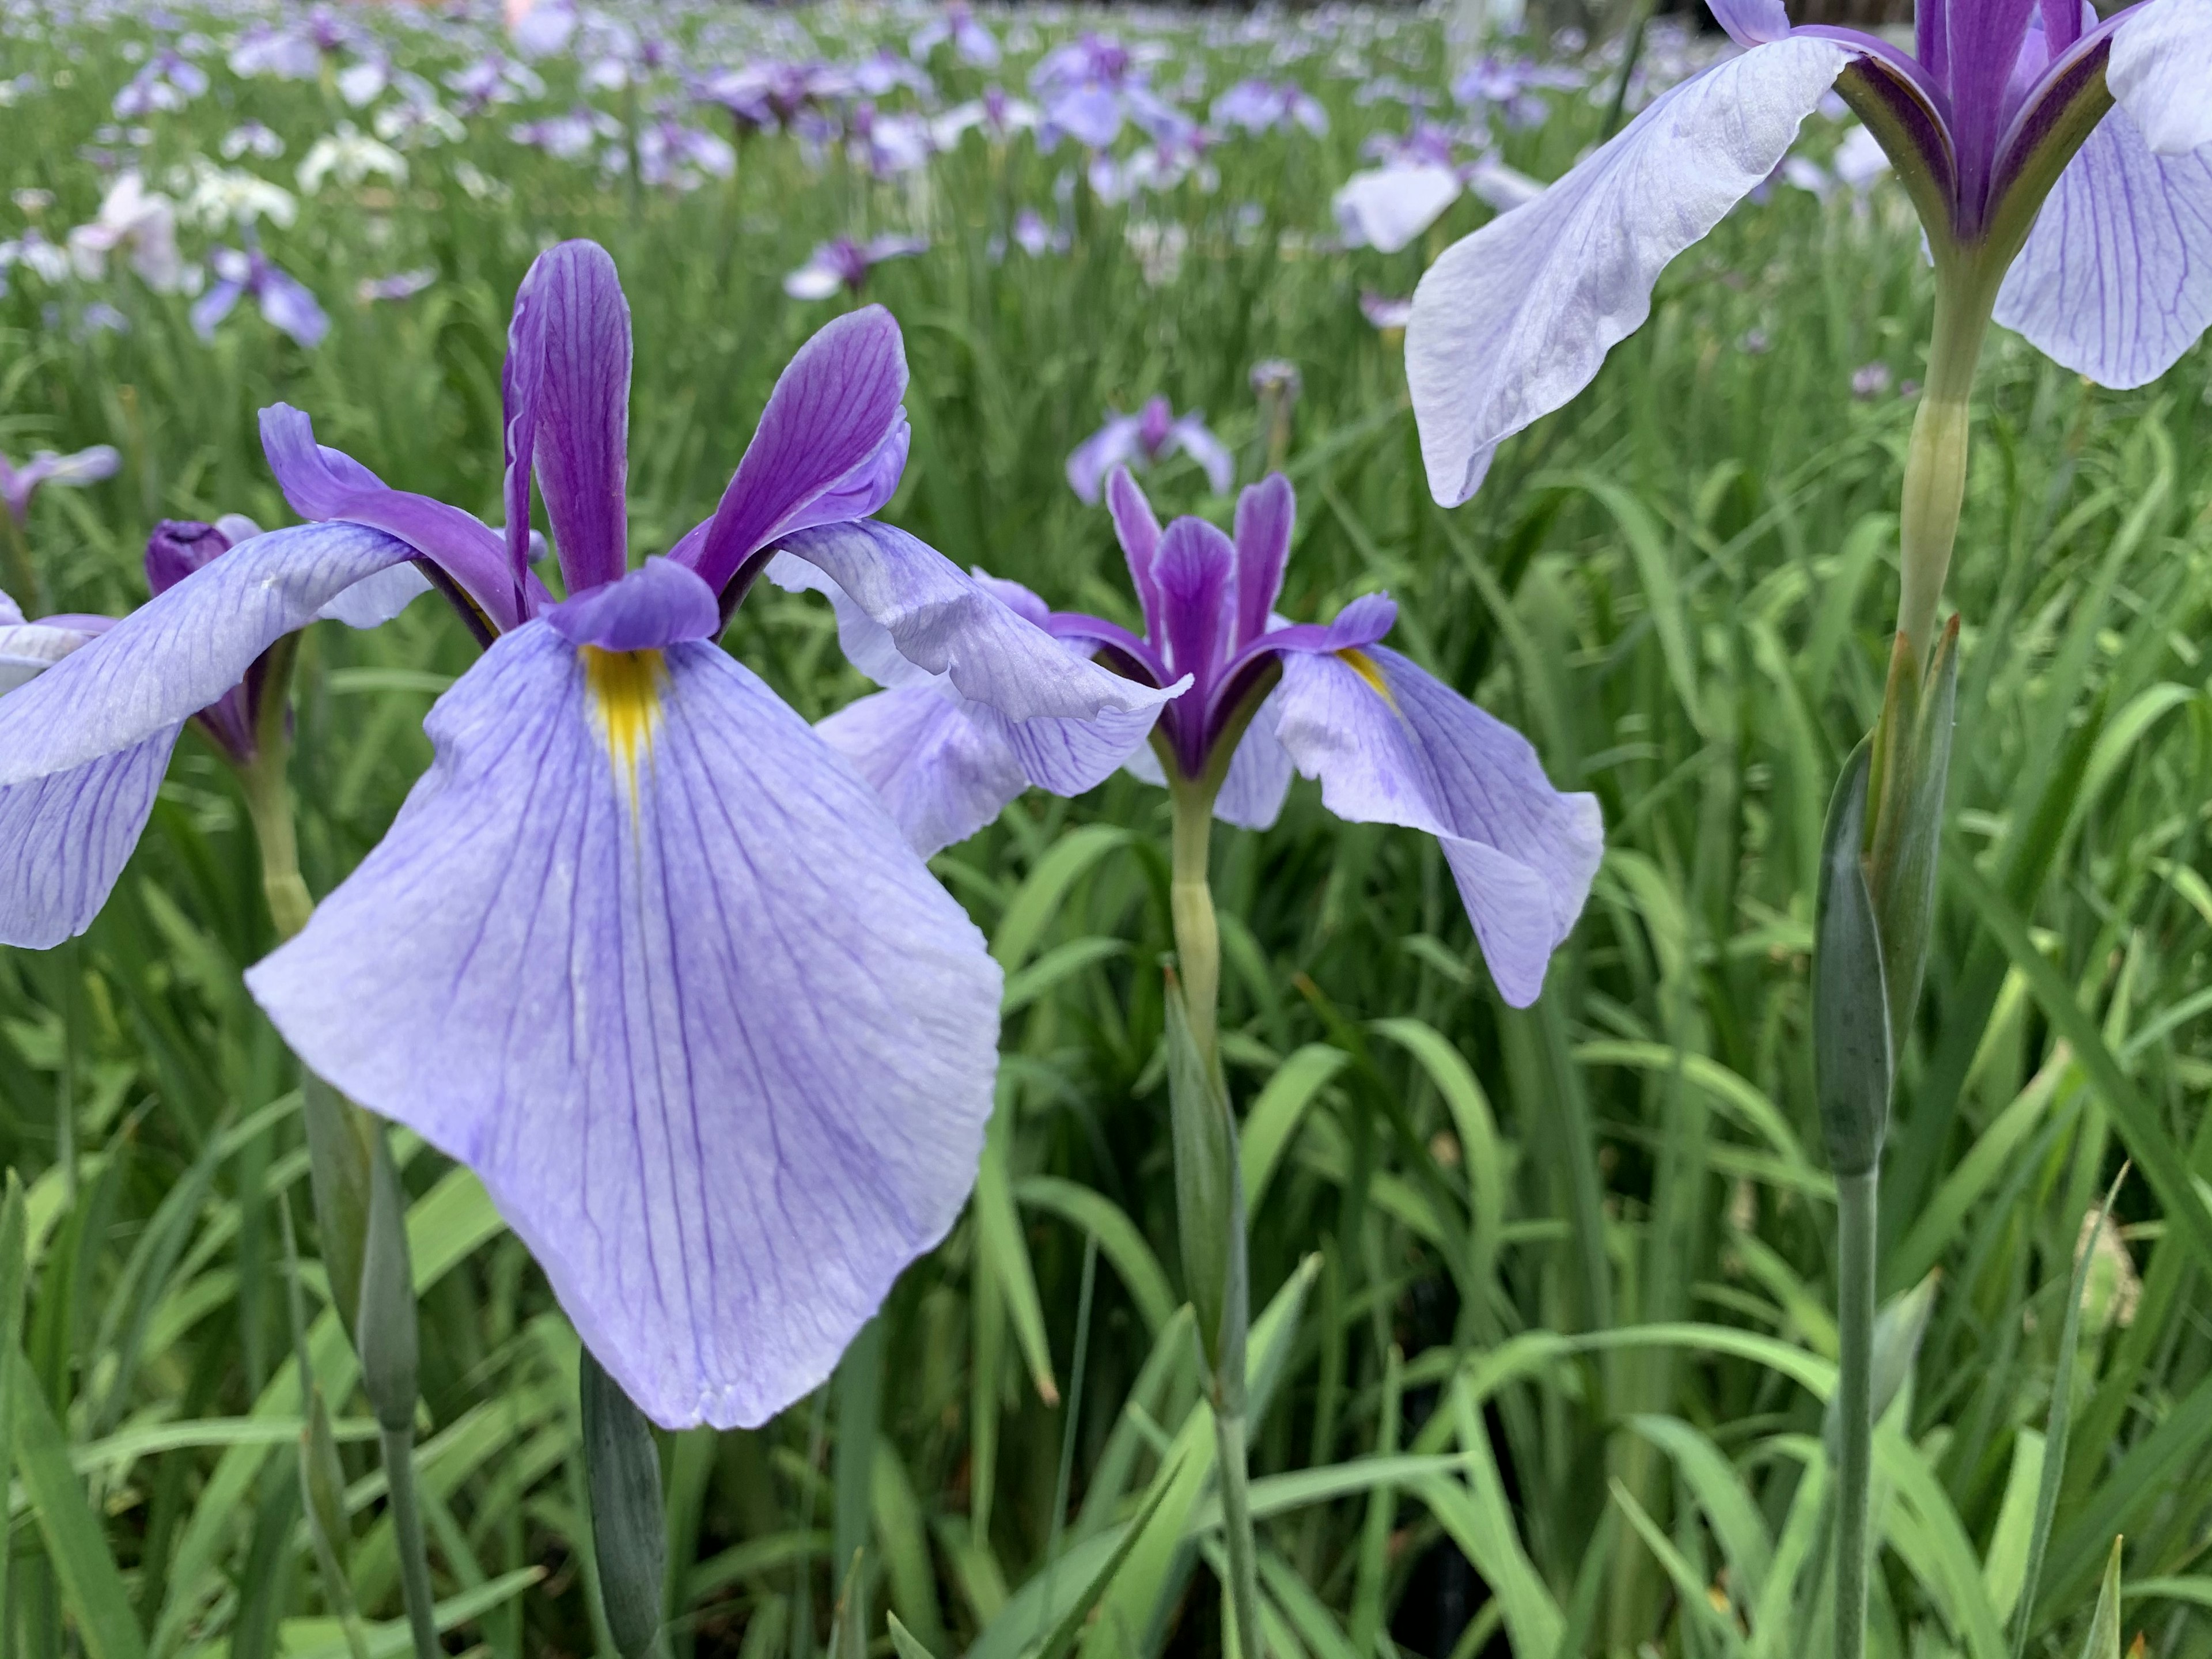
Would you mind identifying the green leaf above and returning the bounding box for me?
[581,1350,667,1659]
[2079,1540,2123,1659]
[1627,1415,1772,1609]
[991,825,1132,974]
[1014,1176,1178,1336]
[1240,1045,1350,1214]
[974,1085,1059,1408]
[9,1347,147,1659]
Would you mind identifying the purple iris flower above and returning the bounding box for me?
[1,445,119,525]
[0,514,426,947]
[814,468,1603,1006]
[1406,0,2212,504]
[783,234,927,301]
[168,240,1159,1428]
[193,244,329,350]
[358,268,438,304]
[113,50,208,118]
[1211,78,1329,137]
[911,2,1001,68]
[1067,397,1234,503]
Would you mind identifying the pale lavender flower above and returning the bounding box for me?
[812,468,1603,1006]
[784,234,927,301]
[506,0,577,59]
[1067,396,1232,502]
[0,230,71,294]
[357,268,436,303]
[1211,78,1329,137]
[1850,361,1895,398]
[113,50,207,118]
[912,3,1001,67]
[0,445,120,525]
[193,245,329,349]
[66,171,186,292]
[1361,290,1414,330]
[512,106,621,162]
[221,120,285,161]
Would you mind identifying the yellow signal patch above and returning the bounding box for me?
[582,646,665,807]
[1337,647,1399,712]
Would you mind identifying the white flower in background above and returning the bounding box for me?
[66,171,187,292]
[1333,162,1461,253]
[220,122,285,161]
[11,189,51,214]
[452,161,510,203]
[297,123,408,195]
[172,159,297,230]
[374,84,465,150]
[0,230,70,295]
[1124,219,1189,287]
[336,58,389,108]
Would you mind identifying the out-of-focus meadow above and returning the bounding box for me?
[0,2,2209,1657]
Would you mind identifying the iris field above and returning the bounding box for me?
[1,2,2210,1658]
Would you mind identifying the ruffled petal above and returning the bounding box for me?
[526,241,632,592]
[816,684,1029,855]
[1406,38,1851,507]
[247,624,1001,1428]
[1993,109,2212,388]
[680,307,910,596]
[260,404,524,631]
[0,522,415,788]
[1273,644,1602,1006]
[2108,0,2212,156]
[769,521,1184,721]
[0,728,178,948]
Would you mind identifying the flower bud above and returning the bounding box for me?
[1813,742,1892,1177]
[356,1128,419,1434]
[1166,968,1247,1394]
[581,1349,666,1659]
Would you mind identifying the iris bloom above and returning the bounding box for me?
[66,172,187,293]
[1211,79,1330,137]
[1067,396,1233,503]
[1406,0,2212,544]
[783,234,927,300]
[192,244,329,349]
[911,2,1001,68]
[815,467,1604,1006]
[2,444,119,526]
[224,241,1167,1427]
[0,513,423,947]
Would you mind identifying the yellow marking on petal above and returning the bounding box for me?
[1338,647,1399,713]
[582,645,665,815]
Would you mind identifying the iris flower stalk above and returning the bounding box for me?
[1404,0,2209,1653]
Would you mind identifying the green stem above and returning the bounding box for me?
[1,513,39,617]
[1168,778,1221,1065]
[1895,266,1997,672]
[380,1426,443,1659]
[1211,1404,1263,1659]
[1834,1169,1879,1659]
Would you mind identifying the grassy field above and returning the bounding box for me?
[1,3,2209,1658]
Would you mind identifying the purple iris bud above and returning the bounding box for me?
[783,234,926,301]
[0,445,120,525]
[224,241,1165,1427]
[1066,396,1233,503]
[812,468,1603,1006]
[1406,0,2212,505]
[192,244,329,350]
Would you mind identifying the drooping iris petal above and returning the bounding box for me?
[1230,474,1293,651]
[681,306,909,596]
[1273,643,1602,1006]
[0,522,415,787]
[770,521,1184,722]
[0,730,178,949]
[1994,109,2212,387]
[246,622,1002,1429]
[1067,415,1142,505]
[1406,38,1850,506]
[2105,0,2212,156]
[1213,691,1293,830]
[1167,415,1236,497]
[527,240,631,592]
[816,684,1031,855]
[1333,163,1462,253]
[261,405,526,631]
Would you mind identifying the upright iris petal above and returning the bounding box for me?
[812,467,1603,1006]
[1405,0,2212,505]
[247,238,1169,1428]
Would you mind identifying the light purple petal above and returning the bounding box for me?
[1231,474,1293,651]
[1273,643,1602,1007]
[1067,417,1142,505]
[0,728,177,948]
[1709,0,1793,47]
[0,521,415,788]
[527,241,631,592]
[969,570,1051,629]
[1407,37,1850,507]
[1334,164,1461,253]
[681,307,910,597]
[1993,108,2212,387]
[502,248,547,594]
[816,684,1028,855]
[258,270,329,349]
[260,404,524,631]
[1214,688,1293,830]
[2109,0,2212,154]
[0,616,102,693]
[245,623,1001,1428]
[546,558,719,650]
[24,446,122,491]
[1168,415,1235,497]
[769,520,1183,722]
[190,280,244,339]
[1105,465,1165,633]
[316,560,432,627]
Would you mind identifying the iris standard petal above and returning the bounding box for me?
[1273,643,1602,1007]
[816,684,1029,855]
[527,241,632,592]
[502,239,546,594]
[2105,0,2211,156]
[260,404,524,631]
[1231,474,1294,651]
[1406,37,1851,507]
[247,624,1001,1428]
[0,521,415,787]
[1105,465,1165,634]
[0,729,178,948]
[1994,109,2212,388]
[682,306,910,596]
[1151,517,1236,699]
[771,520,1183,722]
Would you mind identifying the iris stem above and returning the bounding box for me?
[1164,777,1263,1659]
[0,513,39,618]
[1834,1169,1878,1659]
[1896,263,1997,672]
[381,1426,444,1659]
